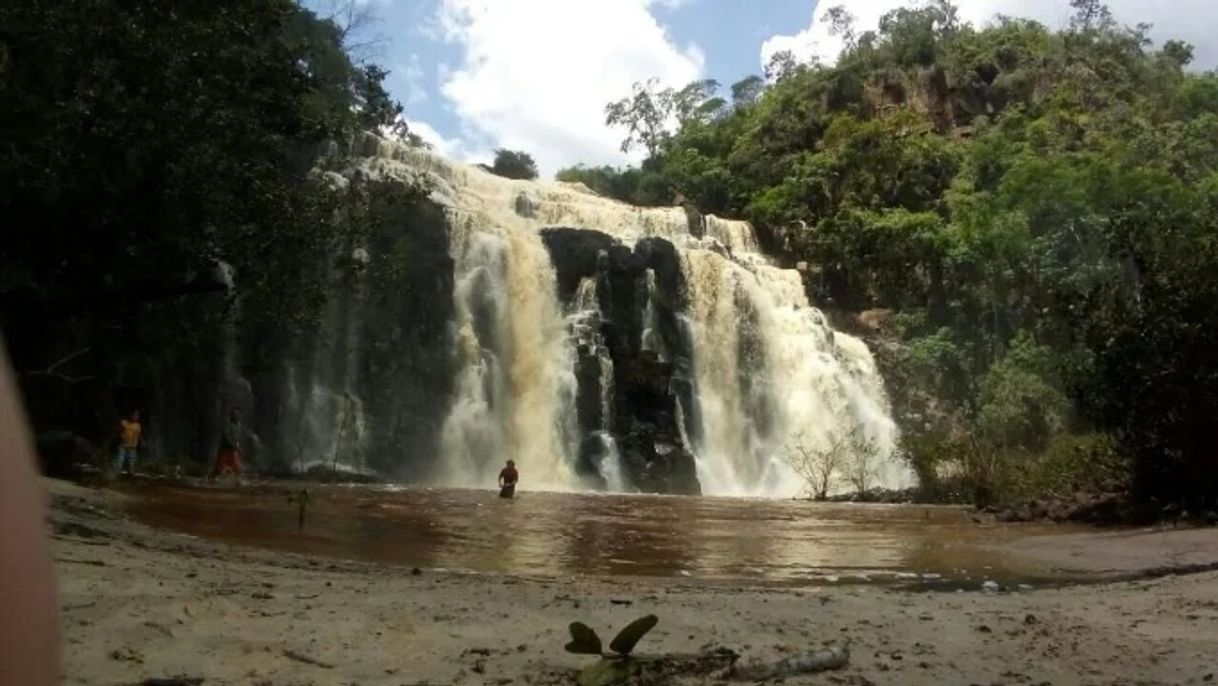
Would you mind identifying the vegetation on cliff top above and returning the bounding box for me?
[484,148,541,181]
[577,0,1218,508]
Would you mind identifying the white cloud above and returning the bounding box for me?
[404,118,491,163]
[650,0,696,9]
[435,0,704,177]
[762,0,1218,71]
[403,118,457,155]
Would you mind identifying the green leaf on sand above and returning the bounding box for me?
[609,615,658,656]
[565,622,603,655]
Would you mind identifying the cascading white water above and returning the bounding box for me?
[639,268,668,360]
[354,134,912,496]
[436,219,579,490]
[597,434,627,492]
[568,276,629,491]
[276,246,371,475]
[682,245,905,497]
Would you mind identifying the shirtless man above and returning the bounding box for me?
[498,459,519,498]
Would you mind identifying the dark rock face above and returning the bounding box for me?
[354,200,455,477]
[248,198,455,478]
[542,228,701,495]
[544,228,617,301]
[136,210,702,491]
[683,204,705,239]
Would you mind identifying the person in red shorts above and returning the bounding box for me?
[211,407,244,484]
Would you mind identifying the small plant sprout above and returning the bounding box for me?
[565,615,660,686]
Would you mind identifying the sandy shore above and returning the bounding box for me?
[48,479,1218,685]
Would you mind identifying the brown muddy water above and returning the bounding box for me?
[121,481,1090,588]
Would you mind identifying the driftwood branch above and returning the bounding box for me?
[726,642,850,680]
[282,648,334,669]
[22,347,94,384]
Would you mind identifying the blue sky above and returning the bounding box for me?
[310,0,1218,178]
[326,0,812,175]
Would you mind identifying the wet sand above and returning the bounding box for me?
[49,479,1218,685]
[1002,527,1218,578]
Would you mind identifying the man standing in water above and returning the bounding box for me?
[211,407,244,484]
[498,459,518,498]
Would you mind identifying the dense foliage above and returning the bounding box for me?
[592,0,1218,507]
[486,148,540,180]
[0,0,421,452]
[555,162,673,207]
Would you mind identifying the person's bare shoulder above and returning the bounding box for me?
[0,345,61,684]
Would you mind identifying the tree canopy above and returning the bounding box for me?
[0,0,425,449]
[586,0,1218,507]
[487,148,540,180]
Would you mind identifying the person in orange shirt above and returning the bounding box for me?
[115,409,142,475]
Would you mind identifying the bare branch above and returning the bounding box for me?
[784,429,849,500]
[45,347,91,375]
[845,429,880,497]
[21,347,95,384]
[308,0,390,62]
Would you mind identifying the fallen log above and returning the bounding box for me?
[576,649,739,686]
[283,648,335,669]
[725,642,850,680]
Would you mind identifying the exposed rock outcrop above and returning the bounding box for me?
[542,228,700,494]
[250,196,455,478]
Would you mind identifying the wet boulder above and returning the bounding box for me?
[540,228,617,302]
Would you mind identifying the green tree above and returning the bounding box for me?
[488,148,539,180]
[730,75,765,108]
[577,0,1218,507]
[605,78,672,158]
[605,78,730,159]
[0,0,415,446]
[671,79,724,125]
[1160,39,1194,67]
[822,5,858,49]
[764,49,800,81]
[976,335,1070,450]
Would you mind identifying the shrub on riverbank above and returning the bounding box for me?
[904,432,1128,508]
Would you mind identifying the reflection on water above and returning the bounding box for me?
[123,483,1088,586]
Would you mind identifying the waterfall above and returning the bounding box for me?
[278,245,371,475]
[681,245,903,496]
[437,219,579,491]
[568,276,629,491]
[681,251,761,494]
[639,268,668,361]
[349,134,912,496]
[597,433,626,492]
